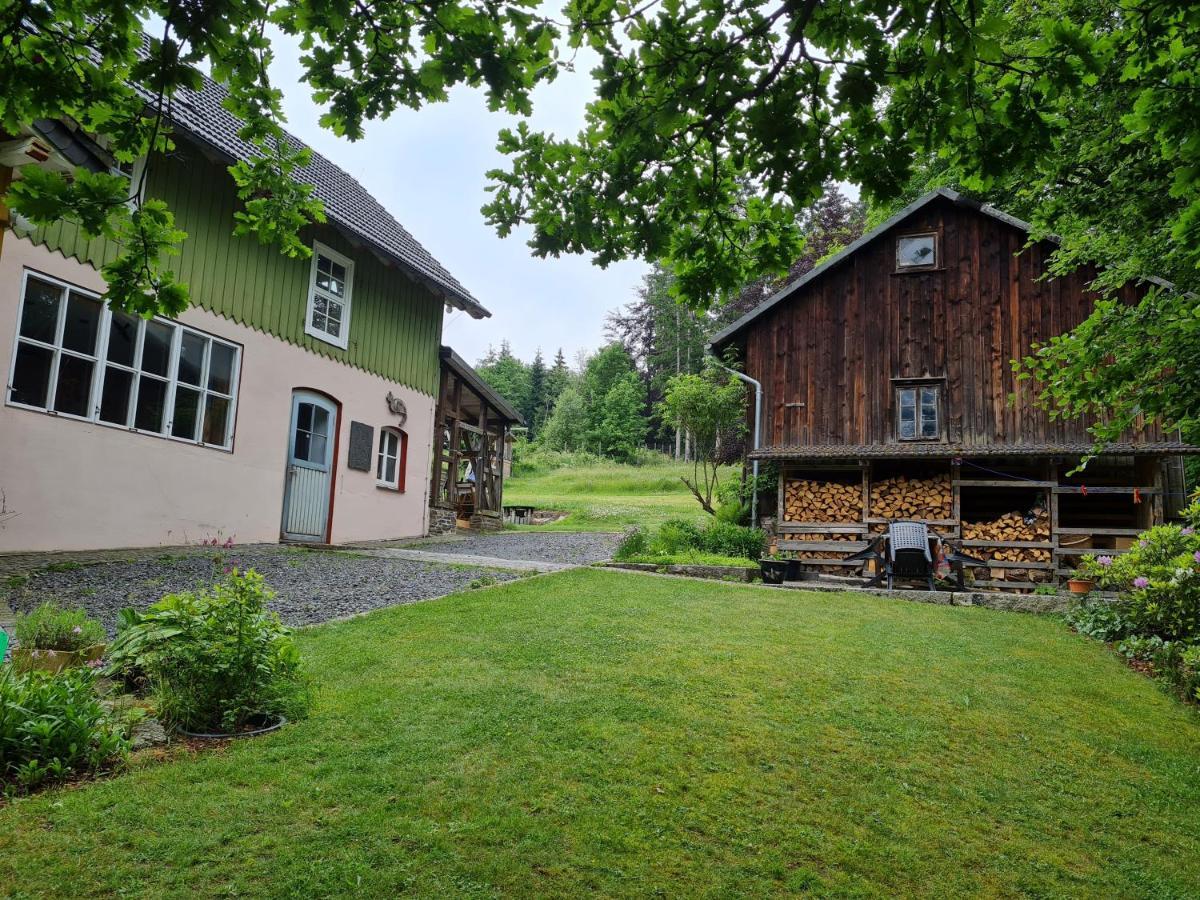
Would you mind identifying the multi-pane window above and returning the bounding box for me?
[896,233,937,269]
[897,384,941,441]
[305,242,353,349]
[8,271,240,450]
[376,428,406,491]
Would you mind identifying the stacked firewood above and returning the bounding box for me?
[963,509,1051,562]
[788,531,859,561]
[783,479,863,523]
[868,474,952,520]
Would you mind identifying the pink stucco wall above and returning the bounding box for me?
[0,237,435,552]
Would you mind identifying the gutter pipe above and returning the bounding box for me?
[711,357,763,527]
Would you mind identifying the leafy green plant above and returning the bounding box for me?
[109,570,311,733]
[1034,585,1059,596]
[14,602,106,652]
[1065,598,1131,643]
[0,667,130,793]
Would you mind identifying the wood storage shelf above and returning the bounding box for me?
[868,474,952,521]
[782,478,863,524]
[961,509,1051,563]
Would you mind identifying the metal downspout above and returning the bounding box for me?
[712,358,763,526]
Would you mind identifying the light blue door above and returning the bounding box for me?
[281,391,337,542]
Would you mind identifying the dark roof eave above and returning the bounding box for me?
[439,345,525,424]
[748,442,1200,461]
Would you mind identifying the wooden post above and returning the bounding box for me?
[477,401,488,512]
[950,458,961,540]
[860,461,870,524]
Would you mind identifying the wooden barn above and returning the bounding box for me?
[709,189,1197,590]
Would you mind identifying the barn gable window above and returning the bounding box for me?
[896,233,938,270]
[895,382,942,441]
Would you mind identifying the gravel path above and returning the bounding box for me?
[2,548,522,636]
[395,532,622,566]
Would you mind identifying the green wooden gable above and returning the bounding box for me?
[29,141,444,397]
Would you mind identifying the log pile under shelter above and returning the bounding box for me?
[963,509,1051,562]
[868,474,952,520]
[783,479,862,522]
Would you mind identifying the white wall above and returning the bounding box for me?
[0,236,435,552]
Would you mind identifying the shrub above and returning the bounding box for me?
[656,519,703,554]
[108,569,311,733]
[614,527,649,561]
[0,667,130,792]
[1075,523,1200,642]
[14,602,106,651]
[1180,645,1200,703]
[698,521,766,560]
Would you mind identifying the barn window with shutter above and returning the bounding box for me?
[895,382,942,441]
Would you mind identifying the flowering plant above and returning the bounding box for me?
[1076,522,1200,642]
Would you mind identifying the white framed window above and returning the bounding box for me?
[896,232,938,270]
[7,269,241,451]
[376,427,407,491]
[305,241,353,349]
[896,383,941,441]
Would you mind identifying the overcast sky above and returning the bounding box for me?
[267,34,647,369]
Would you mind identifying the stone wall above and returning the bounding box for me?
[469,511,505,533]
[428,504,457,535]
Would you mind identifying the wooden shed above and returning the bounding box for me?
[430,346,524,533]
[709,189,1197,590]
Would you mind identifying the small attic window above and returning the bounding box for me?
[896,233,937,270]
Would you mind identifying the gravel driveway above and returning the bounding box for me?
[3,547,522,636]
[397,532,621,566]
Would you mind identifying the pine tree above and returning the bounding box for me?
[544,349,571,409]
[527,349,548,437]
[475,341,531,418]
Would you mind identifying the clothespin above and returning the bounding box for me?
[1133,488,1142,504]
[1081,485,1087,497]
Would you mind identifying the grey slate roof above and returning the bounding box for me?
[159,74,489,319]
[708,187,1173,349]
[750,442,1200,461]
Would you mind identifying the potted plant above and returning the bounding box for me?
[11,602,107,674]
[1067,574,1096,595]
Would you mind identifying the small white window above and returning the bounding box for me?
[7,270,241,450]
[376,427,407,491]
[896,233,937,269]
[305,241,354,349]
[897,384,941,441]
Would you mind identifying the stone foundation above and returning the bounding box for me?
[469,510,505,532]
[428,504,457,535]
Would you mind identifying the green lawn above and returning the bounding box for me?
[3,569,1200,897]
[503,459,737,530]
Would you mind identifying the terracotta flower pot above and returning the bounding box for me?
[11,643,106,674]
[1067,578,1096,595]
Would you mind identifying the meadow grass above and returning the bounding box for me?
[2,568,1199,897]
[503,458,738,531]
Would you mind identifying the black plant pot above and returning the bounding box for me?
[180,714,287,740]
[760,559,789,585]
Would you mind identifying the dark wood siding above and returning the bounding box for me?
[737,196,1157,450]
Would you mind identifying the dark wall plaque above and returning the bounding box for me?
[348,421,374,472]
